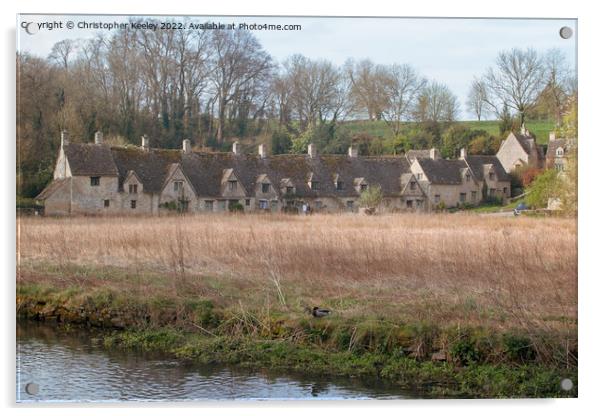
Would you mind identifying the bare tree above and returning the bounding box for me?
[209,29,272,143]
[285,55,344,130]
[482,48,545,125]
[414,81,459,124]
[49,39,77,69]
[380,64,426,136]
[346,59,389,120]
[540,48,573,126]
[466,77,488,121]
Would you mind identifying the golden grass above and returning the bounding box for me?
[17,213,577,331]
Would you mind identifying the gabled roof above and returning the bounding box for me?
[508,132,538,155]
[35,178,69,200]
[405,149,432,161]
[416,159,468,185]
[547,139,567,160]
[63,143,118,176]
[464,155,511,182]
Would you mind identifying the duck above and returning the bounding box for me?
[305,306,331,318]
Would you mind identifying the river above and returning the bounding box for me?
[16,321,425,402]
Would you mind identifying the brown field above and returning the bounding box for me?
[17,213,577,332]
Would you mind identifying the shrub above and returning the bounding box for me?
[228,202,244,213]
[359,185,383,209]
[525,169,561,209]
[502,334,536,363]
[451,337,481,366]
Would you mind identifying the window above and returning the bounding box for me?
[555,162,564,171]
[556,148,564,157]
[410,181,416,190]
[460,193,467,202]
[471,191,477,202]
[310,181,319,190]
[130,200,137,209]
[416,199,423,208]
[417,173,423,180]
[406,200,413,208]
[90,176,100,186]
[261,183,270,193]
[336,181,344,191]
[503,187,508,195]
[104,199,110,208]
[205,200,214,211]
[129,184,138,194]
[434,194,441,203]
[360,184,368,191]
[218,200,227,211]
[489,172,495,180]
[174,181,183,192]
[466,174,471,182]
[489,188,496,197]
[346,200,354,209]
[228,180,237,191]
[259,199,269,210]
[286,186,294,195]
[245,199,251,206]
[180,200,189,212]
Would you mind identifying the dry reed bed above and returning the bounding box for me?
[17,213,577,329]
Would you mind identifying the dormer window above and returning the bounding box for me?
[336,181,344,191]
[310,181,319,190]
[556,148,564,157]
[129,184,138,194]
[489,172,495,180]
[261,183,270,193]
[174,181,184,192]
[286,186,294,195]
[228,180,237,191]
[416,173,423,180]
[90,176,100,186]
[360,184,368,192]
[410,181,417,190]
[465,174,471,182]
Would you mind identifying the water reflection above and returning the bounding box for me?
[17,321,419,402]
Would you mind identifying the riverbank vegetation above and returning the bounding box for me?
[17,213,577,397]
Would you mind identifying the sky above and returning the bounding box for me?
[17,14,577,120]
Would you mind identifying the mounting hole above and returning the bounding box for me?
[25,382,39,395]
[560,378,574,391]
[559,26,573,39]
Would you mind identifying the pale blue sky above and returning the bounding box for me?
[17,15,577,120]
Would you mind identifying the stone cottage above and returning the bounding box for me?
[496,125,545,173]
[36,130,517,216]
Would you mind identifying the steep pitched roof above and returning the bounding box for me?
[35,178,69,200]
[405,149,432,161]
[416,159,468,185]
[63,143,118,176]
[546,139,567,160]
[464,155,511,182]
[111,147,182,193]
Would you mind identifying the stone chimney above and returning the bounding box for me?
[459,148,467,159]
[141,135,150,150]
[348,145,358,158]
[308,143,317,158]
[182,139,191,153]
[60,130,69,147]
[429,148,440,160]
[258,143,267,159]
[232,141,241,155]
[94,131,103,145]
[549,131,557,142]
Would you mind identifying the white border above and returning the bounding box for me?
[3,1,601,415]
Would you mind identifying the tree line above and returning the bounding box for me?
[17,18,576,198]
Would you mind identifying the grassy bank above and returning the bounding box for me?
[17,213,577,397]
